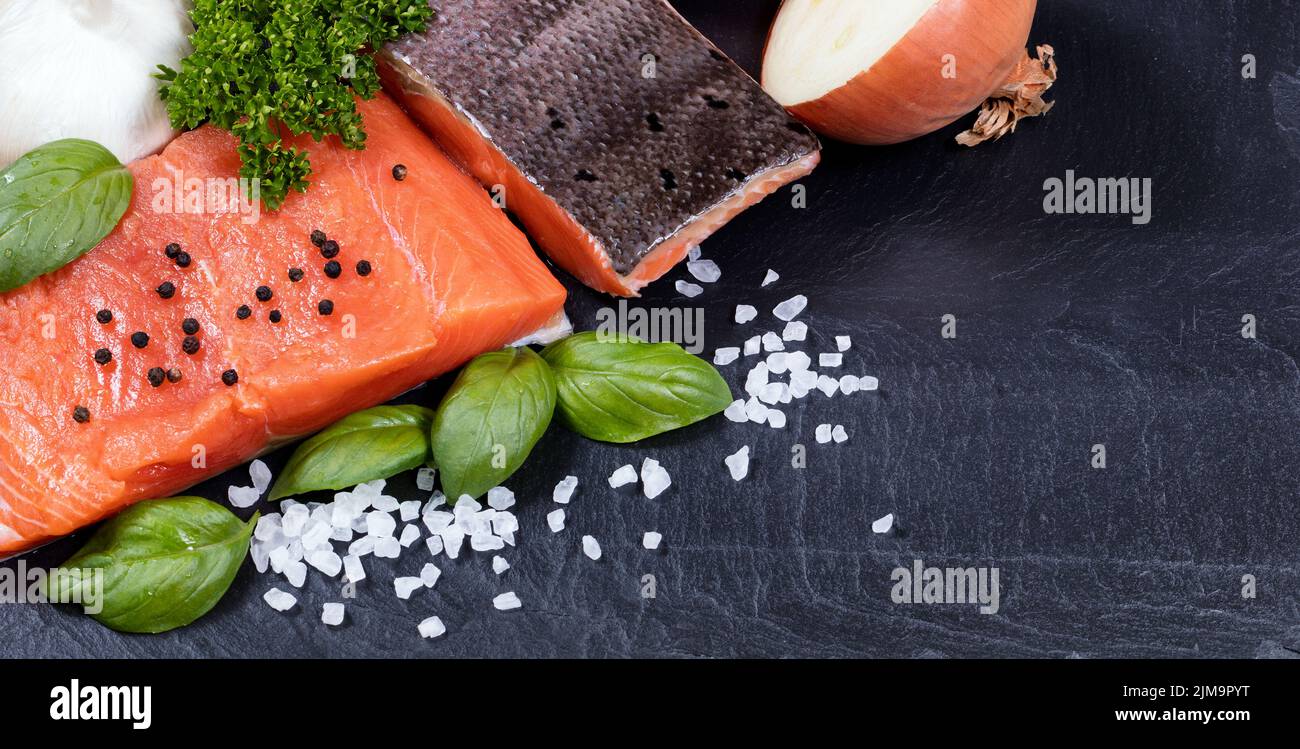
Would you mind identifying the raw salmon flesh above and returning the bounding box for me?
[0,93,567,555]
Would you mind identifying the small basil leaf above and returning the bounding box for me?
[0,139,134,292]
[47,497,256,634]
[269,405,435,501]
[542,332,733,443]
[431,347,556,500]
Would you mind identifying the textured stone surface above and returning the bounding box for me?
[3,0,1298,658]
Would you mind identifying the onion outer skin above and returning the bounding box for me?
[764,0,1038,145]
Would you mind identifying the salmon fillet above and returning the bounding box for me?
[381,0,821,297]
[0,93,566,555]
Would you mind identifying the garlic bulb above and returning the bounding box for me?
[0,0,193,167]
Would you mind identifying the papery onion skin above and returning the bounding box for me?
[763,0,1038,145]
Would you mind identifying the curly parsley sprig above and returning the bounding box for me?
[156,0,434,210]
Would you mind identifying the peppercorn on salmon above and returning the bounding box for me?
[0,93,567,555]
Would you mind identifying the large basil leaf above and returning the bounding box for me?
[47,497,256,634]
[431,347,556,500]
[542,332,733,443]
[269,405,435,501]
[0,139,133,292]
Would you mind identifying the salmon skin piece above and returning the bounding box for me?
[381,0,821,297]
[0,93,566,555]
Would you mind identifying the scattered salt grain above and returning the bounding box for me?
[713,347,740,365]
[471,532,505,551]
[300,520,331,549]
[608,464,637,488]
[283,560,307,588]
[343,554,366,582]
[832,425,849,444]
[743,335,761,356]
[734,304,758,324]
[724,399,748,423]
[415,466,437,491]
[282,504,309,536]
[249,459,272,493]
[425,534,444,557]
[348,536,375,557]
[676,280,703,298]
[642,532,662,550]
[399,524,421,547]
[553,475,578,504]
[487,486,516,510]
[872,513,895,534]
[418,615,446,638]
[306,548,342,577]
[758,382,784,405]
[859,375,880,391]
[547,508,566,533]
[263,588,297,612]
[640,458,672,499]
[492,555,510,574]
[836,335,852,352]
[815,424,832,444]
[787,351,812,373]
[687,258,721,283]
[321,602,344,626]
[372,495,400,512]
[762,269,779,287]
[744,397,769,424]
[439,525,465,559]
[399,500,421,522]
[761,331,785,352]
[365,510,395,538]
[494,592,522,611]
[839,375,859,394]
[766,409,787,429]
[688,245,702,261]
[394,576,423,599]
[374,536,401,559]
[773,294,807,322]
[725,445,750,481]
[582,535,602,560]
[819,352,842,367]
[782,320,807,342]
[816,375,839,397]
[227,485,261,509]
[766,351,789,374]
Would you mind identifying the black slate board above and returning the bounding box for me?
[4,0,1299,659]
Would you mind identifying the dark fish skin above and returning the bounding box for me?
[383,0,820,293]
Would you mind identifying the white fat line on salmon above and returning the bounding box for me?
[50,679,151,730]
[595,300,705,354]
[149,169,262,224]
[0,561,103,615]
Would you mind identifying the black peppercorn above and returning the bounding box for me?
[324,261,342,279]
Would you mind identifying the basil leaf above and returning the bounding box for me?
[542,332,733,443]
[431,347,556,500]
[47,497,256,634]
[269,405,435,501]
[0,139,133,292]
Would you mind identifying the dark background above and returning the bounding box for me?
[4,0,1298,658]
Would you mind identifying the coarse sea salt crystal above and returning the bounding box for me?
[399,500,421,522]
[640,458,672,499]
[494,592,522,611]
[767,408,787,429]
[425,533,444,557]
[836,335,852,352]
[470,532,505,552]
[300,520,331,549]
[743,335,761,356]
[713,347,740,365]
[676,280,703,298]
[394,576,423,599]
[487,486,516,510]
[744,361,768,396]
[306,548,342,577]
[343,554,366,582]
[859,375,880,391]
[744,397,769,424]
[372,495,400,512]
[251,544,270,573]
[228,485,261,509]
[762,332,785,352]
[415,466,436,491]
[423,510,453,533]
[321,602,344,626]
[782,320,807,342]
[254,514,282,541]
[283,561,307,588]
[725,445,750,481]
[815,424,832,444]
[787,351,812,372]
[724,399,748,423]
[282,504,309,536]
[839,375,859,394]
[348,536,375,557]
[399,524,421,547]
[439,525,465,559]
[263,588,297,612]
[553,475,578,504]
[758,382,784,405]
[642,532,662,550]
[249,459,272,493]
[762,269,779,287]
[582,535,602,560]
[491,512,518,537]
[365,511,395,538]
[832,425,849,443]
[872,513,894,534]
[547,508,566,533]
[608,464,637,488]
[819,353,842,368]
[374,536,401,559]
[418,615,446,639]
[766,351,789,374]
[773,294,807,322]
[688,245,702,261]
[688,258,721,283]
[735,304,758,324]
[492,555,510,574]
[816,375,839,397]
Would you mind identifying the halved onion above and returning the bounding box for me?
[762,0,1052,146]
